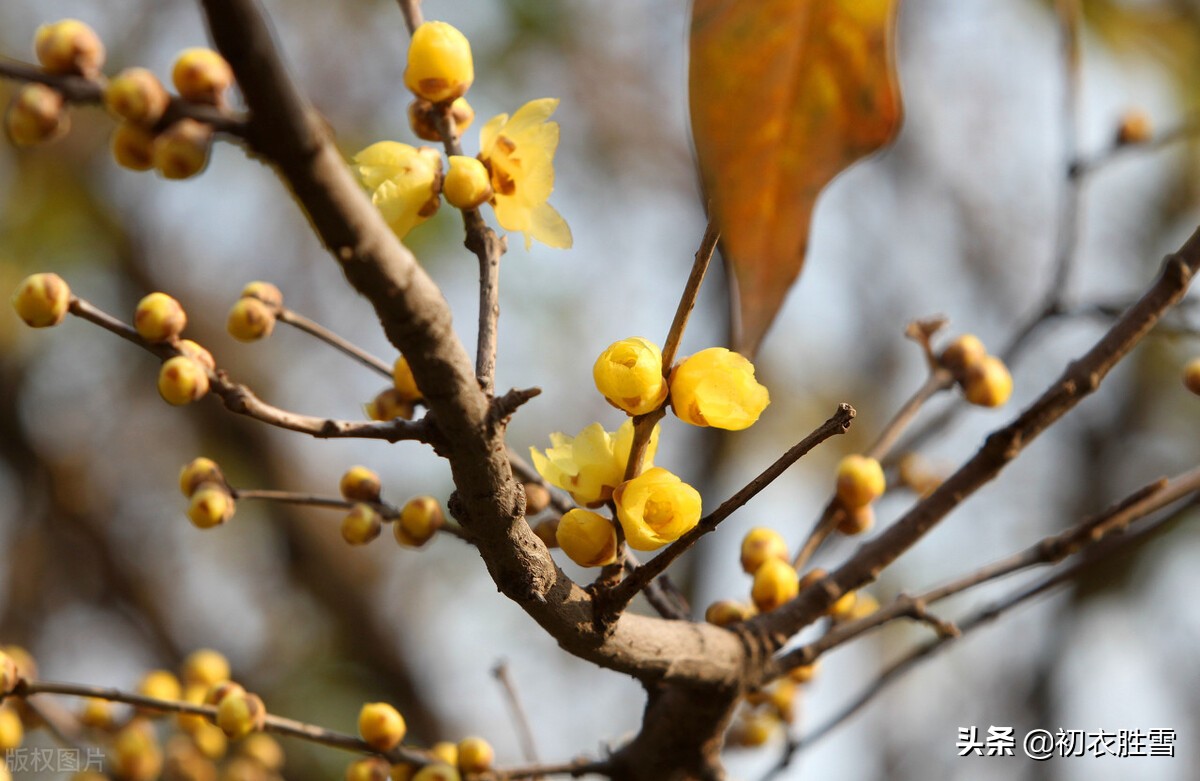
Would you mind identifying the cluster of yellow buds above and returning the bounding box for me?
[387,735,495,780]
[365,355,425,422]
[939,333,1013,408]
[3,19,102,146]
[130,291,218,407]
[180,457,235,529]
[354,20,571,250]
[834,454,885,534]
[227,281,282,342]
[334,466,446,548]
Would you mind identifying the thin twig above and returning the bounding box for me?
[606,404,854,610]
[234,488,473,541]
[1073,118,1200,177]
[865,369,954,461]
[396,0,424,33]
[277,308,393,378]
[492,661,541,765]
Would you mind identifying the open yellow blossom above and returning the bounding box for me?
[530,420,659,507]
[613,467,702,551]
[555,509,618,567]
[353,142,442,239]
[593,337,668,416]
[479,98,572,250]
[669,347,769,430]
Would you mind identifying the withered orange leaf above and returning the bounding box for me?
[690,0,903,356]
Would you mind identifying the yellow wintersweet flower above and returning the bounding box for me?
[613,467,702,551]
[593,337,668,416]
[478,98,572,250]
[555,509,618,567]
[353,142,442,239]
[530,420,659,507]
[669,347,770,431]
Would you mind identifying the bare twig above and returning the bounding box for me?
[396,0,424,34]
[1073,117,1200,177]
[865,369,955,461]
[234,488,472,541]
[277,307,393,378]
[493,661,541,765]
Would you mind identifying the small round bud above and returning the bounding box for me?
[704,600,753,627]
[340,466,382,503]
[188,484,234,529]
[135,292,187,342]
[769,680,798,723]
[897,453,941,497]
[216,691,265,739]
[412,765,460,781]
[408,97,475,142]
[456,737,493,774]
[153,118,213,180]
[394,496,444,548]
[176,683,210,735]
[430,741,458,766]
[443,155,493,210]
[391,764,417,781]
[226,297,276,342]
[739,527,789,575]
[159,356,210,405]
[391,356,422,402]
[105,68,170,125]
[112,719,163,781]
[1116,109,1152,145]
[164,735,217,781]
[11,272,70,327]
[180,458,225,498]
[366,388,416,422]
[182,649,231,689]
[79,696,114,729]
[240,281,283,308]
[522,482,551,515]
[0,707,22,751]
[137,669,183,707]
[727,712,778,748]
[789,661,819,684]
[5,83,69,147]
[556,508,618,567]
[347,758,390,781]
[179,338,216,371]
[593,337,669,416]
[836,504,874,536]
[112,123,157,171]
[939,334,986,376]
[751,558,800,613]
[0,651,21,696]
[835,455,885,510]
[405,21,474,104]
[172,48,235,105]
[341,504,383,546]
[34,19,105,77]
[238,733,284,772]
[531,518,559,548]
[191,722,228,761]
[1183,357,1200,396]
[962,355,1013,408]
[847,591,879,621]
[204,680,245,706]
[357,702,406,752]
[828,590,858,621]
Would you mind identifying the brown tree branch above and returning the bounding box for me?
[396,0,424,33]
[749,225,1200,654]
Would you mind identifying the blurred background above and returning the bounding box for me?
[2,0,1200,779]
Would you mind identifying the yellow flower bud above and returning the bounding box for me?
[216,691,265,739]
[392,356,422,402]
[408,97,474,142]
[358,702,407,752]
[836,503,874,535]
[226,297,276,342]
[1116,109,1152,145]
[728,712,778,748]
[962,355,1013,407]
[769,680,799,723]
[751,558,800,613]
[412,765,460,781]
[191,721,227,760]
[176,682,210,734]
[159,356,210,405]
[179,339,216,371]
[0,707,22,751]
[354,142,443,240]
[341,503,383,546]
[180,457,224,498]
[0,653,17,697]
[11,272,70,328]
[188,484,234,529]
[704,600,753,627]
[5,83,69,147]
[34,19,105,77]
[137,669,182,705]
[555,509,618,567]
[835,455,885,510]
[366,388,416,422]
[340,465,382,503]
[457,737,493,774]
[613,467,702,551]
[939,333,986,376]
[405,21,474,104]
[530,420,659,507]
[828,590,858,621]
[443,155,493,210]
[112,123,157,171]
[79,697,113,729]
[172,48,234,105]
[847,591,879,621]
[135,292,187,343]
[238,733,284,771]
[241,281,283,308]
[592,337,668,416]
[153,118,213,180]
[347,758,391,781]
[204,680,245,706]
[112,719,162,781]
[522,482,551,515]
[739,527,788,575]
[789,661,819,684]
[1183,357,1200,396]
[669,347,769,430]
[182,648,231,689]
[532,518,559,548]
[394,496,444,548]
[430,742,458,766]
[105,68,169,125]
